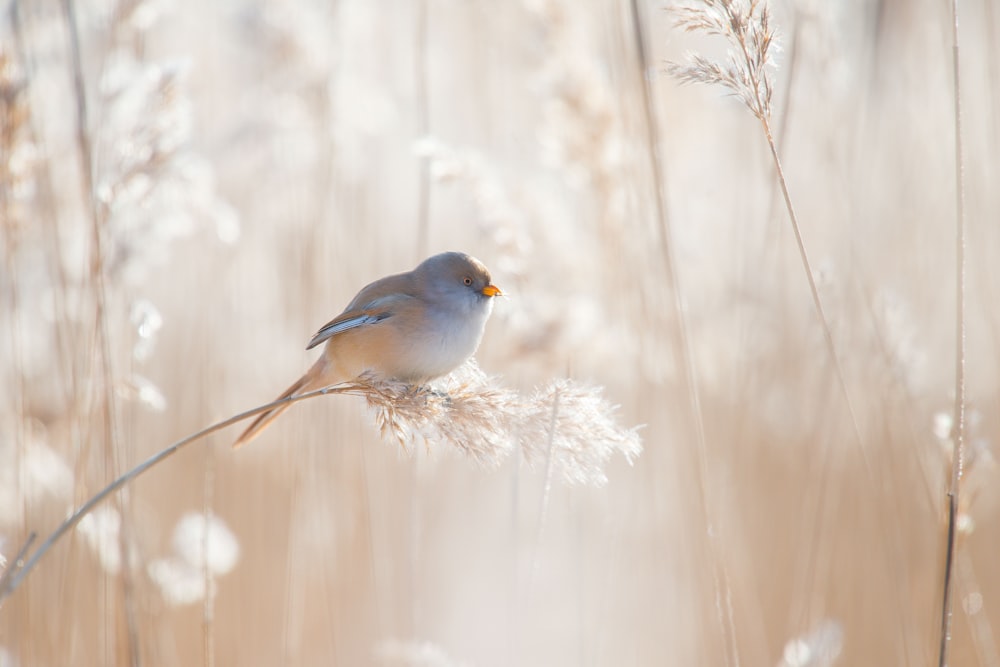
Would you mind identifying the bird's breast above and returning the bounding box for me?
[407,299,492,380]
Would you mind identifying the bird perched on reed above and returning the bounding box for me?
[233,251,502,447]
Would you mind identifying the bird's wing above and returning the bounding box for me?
[341,272,413,312]
[305,293,411,350]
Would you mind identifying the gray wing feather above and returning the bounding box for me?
[305,294,409,350]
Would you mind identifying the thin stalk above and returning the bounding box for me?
[280,450,304,666]
[415,0,431,258]
[412,5,432,627]
[0,533,35,593]
[0,55,31,633]
[0,383,367,605]
[412,6,432,630]
[938,0,966,664]
[201,451,217,667]
[531,387,560,586]
[60,1,142,663]
[630,2,737,664]
[669,4,867,455]
[759,118,865,448]
[747,44,889,650]
[718,0,870,474]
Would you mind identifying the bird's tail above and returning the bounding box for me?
[233,363,322,449]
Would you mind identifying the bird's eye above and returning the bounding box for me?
[463,276,473,286]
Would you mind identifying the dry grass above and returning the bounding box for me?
[668,0,775,121]
[2,0,999,666]
[360,362,641,485]
[0,362,639,609]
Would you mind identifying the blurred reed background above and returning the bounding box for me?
[1,0,999,665]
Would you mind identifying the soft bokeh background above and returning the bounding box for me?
[2,0,999,665]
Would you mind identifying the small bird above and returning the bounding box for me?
[233,251,502,448]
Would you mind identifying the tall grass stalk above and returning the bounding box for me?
[0,368,638,605]
[415,0,432,258]
[60,0,142,663]
[201,450,217,667]
[669,0,865,463]
[531,387,560,587]
[0,36,31,618]
[0,388,333,604]
[410,2,433,639]
[630,1,737,663]
[666,0,892,657]
[939,0,967,664]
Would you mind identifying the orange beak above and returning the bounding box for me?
[481,284,502,298]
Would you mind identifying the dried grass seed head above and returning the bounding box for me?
[667,0,778,121]
[339,361,641,486]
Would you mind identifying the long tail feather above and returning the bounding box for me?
[233,370,316,449]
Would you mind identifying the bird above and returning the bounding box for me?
[233,251,502,448]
